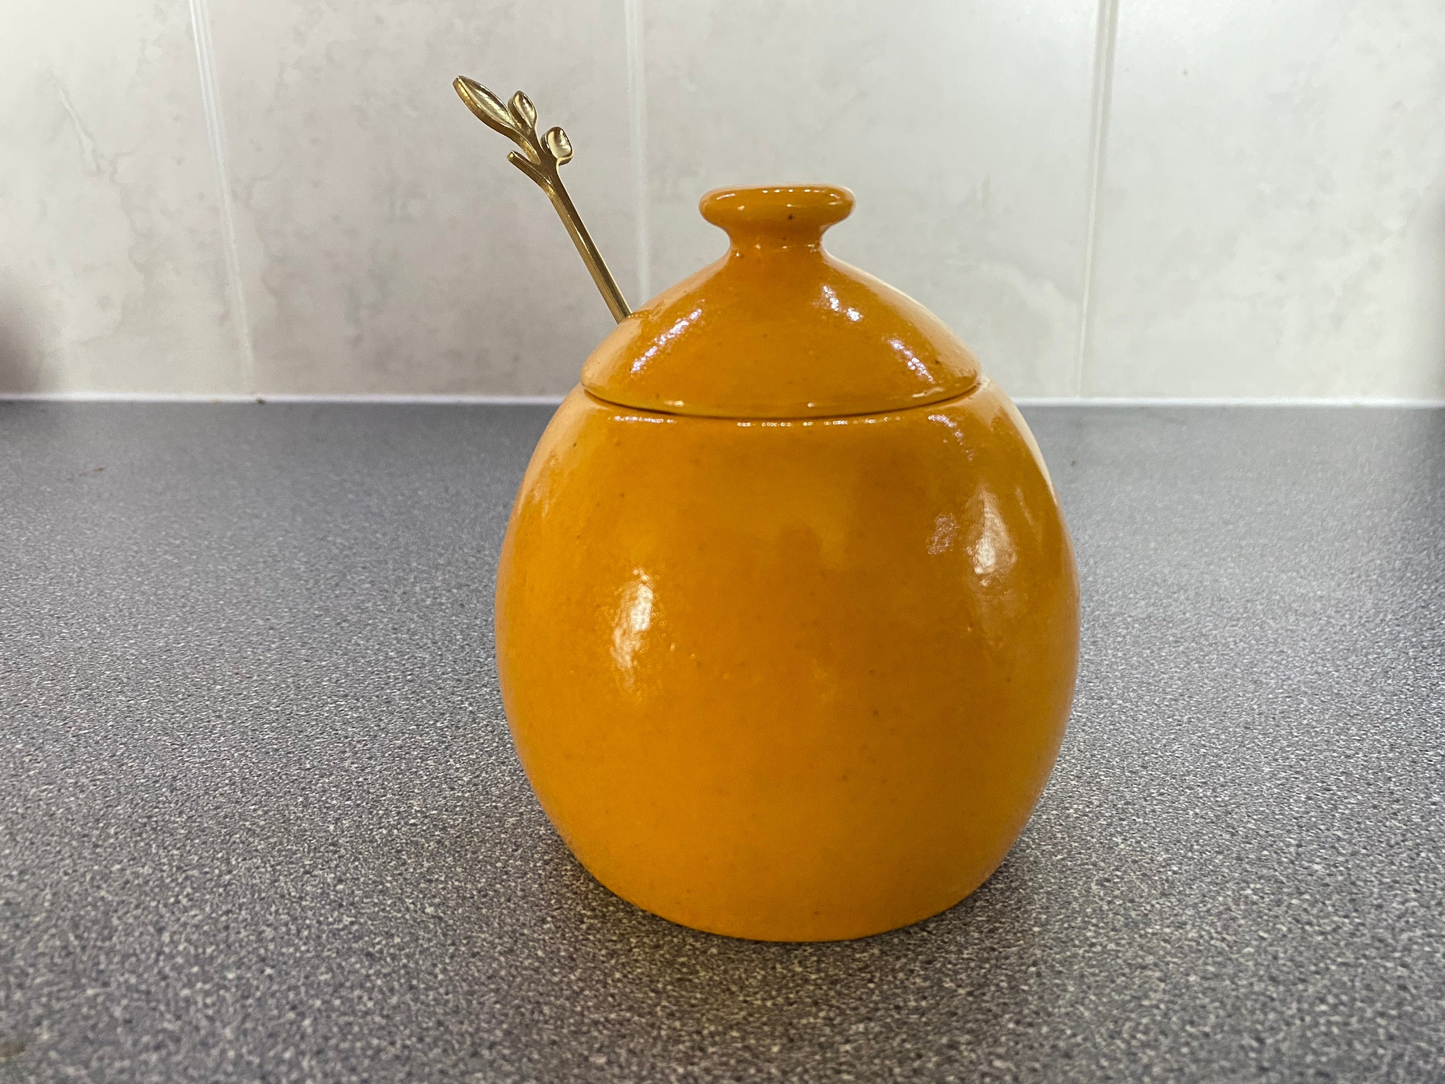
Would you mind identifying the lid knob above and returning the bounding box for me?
[701,185,855,250]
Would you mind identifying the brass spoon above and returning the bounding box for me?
[453,75,631,323]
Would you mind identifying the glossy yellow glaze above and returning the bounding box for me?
[582,186,980,418]
[495,186,1080,941]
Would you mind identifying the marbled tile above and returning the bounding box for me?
[208,0,637,396]
[1087,0,1445,398]
[638,0,1101,398]
[0,0,245,394]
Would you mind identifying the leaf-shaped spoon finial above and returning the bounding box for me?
[454,75,631,323]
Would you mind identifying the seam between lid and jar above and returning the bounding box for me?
[579,377,988,425]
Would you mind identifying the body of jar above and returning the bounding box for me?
[494,379,1079,942]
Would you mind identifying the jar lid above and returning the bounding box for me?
[581,186,981,419]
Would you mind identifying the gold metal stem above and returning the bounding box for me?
[453,76,632,324]
[544,180,631,324]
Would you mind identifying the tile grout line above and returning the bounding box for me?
[1072,0,1120,398]
[187,0,257,398]
[623,0,652,305]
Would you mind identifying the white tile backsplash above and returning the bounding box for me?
[1087,0,1445,398]
[207,0,637,395]
[3,0,1443,399]
[0,0,245,394]
[640,0,1100,398]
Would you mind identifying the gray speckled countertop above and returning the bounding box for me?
[1,402,1442,1083]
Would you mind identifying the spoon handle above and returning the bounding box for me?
[454,76,632,324]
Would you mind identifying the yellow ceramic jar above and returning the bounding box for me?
[495,186,1079,942]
